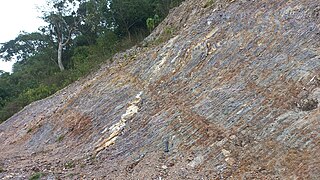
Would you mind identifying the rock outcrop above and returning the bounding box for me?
[0,0,319,179]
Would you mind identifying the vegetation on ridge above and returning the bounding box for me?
[0,0,184,123]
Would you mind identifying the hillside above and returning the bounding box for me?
[0,0,319,179]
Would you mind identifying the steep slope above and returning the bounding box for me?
[1,0,320,179]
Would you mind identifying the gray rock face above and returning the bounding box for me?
[0,0,319,179]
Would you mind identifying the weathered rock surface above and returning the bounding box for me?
[0,0,319,179]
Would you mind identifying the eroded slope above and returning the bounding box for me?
[0,0,320,179]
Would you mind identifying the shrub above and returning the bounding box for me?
[22,84,57,103]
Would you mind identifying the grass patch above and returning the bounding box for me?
[27,128,33,133]
[203,0,215,8]
[64,161,75,169]
[152,26,175,46]
[56,135,65,143]
[29,172,44,180]
[68,173,77,177]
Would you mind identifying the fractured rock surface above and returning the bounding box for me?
[0,0,319,179]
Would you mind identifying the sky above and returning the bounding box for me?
[0,0,47,72]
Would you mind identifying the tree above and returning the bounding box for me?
[42,0,80,71]
[108,0,154,41]
[0,72,10,107]
[73,0,107,46]
[151,0,184,18]
[0,32,49,62]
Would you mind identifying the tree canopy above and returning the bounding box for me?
[0,32,50,62]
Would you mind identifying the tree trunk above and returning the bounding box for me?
[57,42,65,71]
[126,27,131,42]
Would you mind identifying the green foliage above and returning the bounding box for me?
[56,134,65,142]
[27,128,33,133]
[146,18,155,32]
[151,0,184,18]
[109,0,153,39]
[203,0,215,8]
[64,161,75,169]
[68,173,76,177]
[70,45,106,78]
[146,14,160,33]
[152,26,175,46]
[154,14,160,24]
[96,31,119,56]
[0,83,58,122]
[23,84,57,103]
[0,32,49,62]
[29,172,44,180]
[0,0,186,123]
